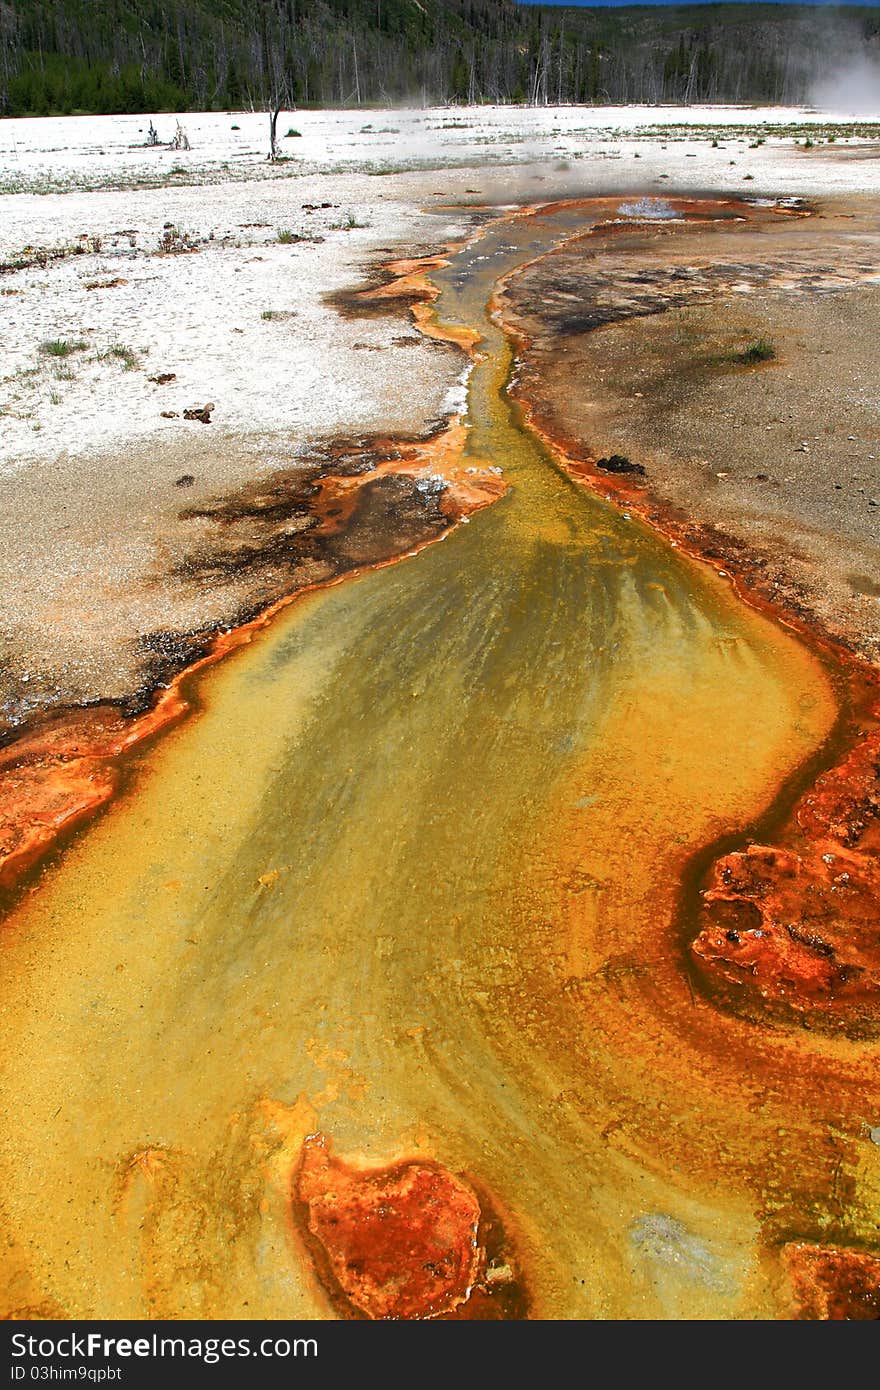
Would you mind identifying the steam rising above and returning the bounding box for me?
[811,53,880,116]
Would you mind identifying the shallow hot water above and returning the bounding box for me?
[0,207,857,1319]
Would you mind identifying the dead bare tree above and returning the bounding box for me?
[529,36,551,107]
[262,2,294,162]
[268,99,282,160]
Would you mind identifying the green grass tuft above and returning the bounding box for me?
[39,338,89,358]
[712,337,777,367]
[736,338,776,364]
[330,213,369,230]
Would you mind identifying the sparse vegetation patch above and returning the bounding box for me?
[95,344,140,370]
[2,237,102,274]
[156,225,199,255]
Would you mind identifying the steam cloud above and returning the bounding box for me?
[811,53,880,116]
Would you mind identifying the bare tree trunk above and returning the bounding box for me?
[530,38,549,106]
[557,18,565,105]
[684,52,698,104]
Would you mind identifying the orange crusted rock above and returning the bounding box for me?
[797,726,880,853]
[296,1133,482,1320]
[692,843,880,1015]
[691,715,880,1030]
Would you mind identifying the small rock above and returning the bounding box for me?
[149,372,176,385]
[174,474,195,487]
[183,402,214,424]
[160,410,179,418]
[596,454,645,476]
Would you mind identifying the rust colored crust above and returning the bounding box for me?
[493,196,880,1034]
[328,249,482,354]
[0,701,184,892]
[296,1134,481,1320]
[310,418,505,530]
[294,1134,525,1320]
[0,412,505,899]
[783,1242,880,1320]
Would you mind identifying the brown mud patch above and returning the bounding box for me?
[293,1134,527,1320]
[494,194,880,1035]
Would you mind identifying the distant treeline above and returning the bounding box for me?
[0,0,878,115]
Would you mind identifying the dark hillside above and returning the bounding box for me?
[0,1,877,114]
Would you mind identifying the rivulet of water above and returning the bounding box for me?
[1,206,861,1322]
